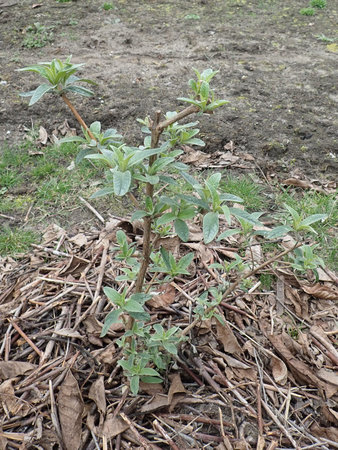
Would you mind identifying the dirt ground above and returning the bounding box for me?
[0,0,337,179]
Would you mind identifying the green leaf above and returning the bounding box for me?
[206,99,229,110]
[124,299,145,313]
[140,368,162,377]
[130,376,140,395]
[65,85,94,97]
[140,376,163,384]
[163,342,178,355]
[160,247,171,271]
[113,170,131,196]
[174,219,189,242]
[203,212,219,244]
[284,203,300,222]
[156,212,177,226]
[186,137,205,146]
[100,309,122,336]
[178,252,194,270]
[131,210,148,221]
[254,225,291,239]
[91,186,115,198]
[29,83,55,105]
[75,148,96,164]
[217,228,240,240]
[220,193,243,203]
[300,214,328,226]
[230,208,262,225]
[177,97,201,107]
[103,287,122,304]
[200,81,210,100]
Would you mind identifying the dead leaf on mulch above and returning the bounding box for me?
[88,376,106,414]
[0,361,36,379]
[268,334,333,397]
[270,356,288,385]
[310,422,338,441]
[57,370,84,450]
[216,321,242,354]
[301,283,338,300]
[168,373,186,405]
[146,283,176,308]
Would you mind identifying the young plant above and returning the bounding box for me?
[18,57,96,137]
[20,58,322,394]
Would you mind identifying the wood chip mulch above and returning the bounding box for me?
[1,218,337,450]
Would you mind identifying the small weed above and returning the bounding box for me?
[102,2,114,10]
[57,0,72,3]
[22,23,54,48]
[310,0,326,8]
[69,19,78,26]
[184,14,200,20]
[300,8,315,16]
[0,228,38,255]
[259,273,274,290]
[315,34,336,43]
[276,190,337,270]
[219,175,266,211]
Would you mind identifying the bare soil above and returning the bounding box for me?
[0,0,337,178]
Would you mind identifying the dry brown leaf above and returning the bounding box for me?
[92,342,117,365]
[268,334,328,397]
[53,328,84,339]
[140,394,169,413]
[0,361,36,380]
[37,126,48,145]
[69,233,88,247]
[216,321,242,354]
[139,381,164,395]
[316,368,338,387]
[88,376,106,414]
[270,356,288,385]
[301,283,338,300]
[223,354,251,369]
[58,370,84,450]
[101,414,129,438]
[0,380,16,414]
[184,242,213,264]
[310,422,338,441]
[146,283,176,308]
[180,146,211,165]
[168,373,186,405]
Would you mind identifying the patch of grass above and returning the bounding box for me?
[300,8,315,16]
[31,163,58,179]
[276,189,337,270]
[0,170,22,188]
[310,0,326,8]
[219,175,266,211]
[0,228,38,255]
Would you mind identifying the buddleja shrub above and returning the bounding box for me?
[19,58,327,394]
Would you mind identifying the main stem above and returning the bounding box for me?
[134,105,200,294]
[61,93,96,141]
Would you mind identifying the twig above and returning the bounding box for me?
[120,413,154,449]
[181,242,301,337]
[260,399,298,448]
[10,320,43,359]
[31,243,70,257]
[79,196,105,224]
[153,419,180,450]
[49,380,64,447]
